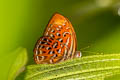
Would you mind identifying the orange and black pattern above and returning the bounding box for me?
[34,13,81,64]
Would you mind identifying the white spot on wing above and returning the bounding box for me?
[46,47,50,50]
[42,38,44,40]
[63,48,67,60]
[40,45,43,49]
[51,29,55,32]
[36,56,39,61]
[66,27,70,29]
[66,37,70,45]
[40,50,42,54]
[61,44,63,47]
[48,28,50,31]
[53,43,57,48]
[47,39,49,42]
[41,56,45,60]
[58,25,62,28]
[45,32,48,36]
[44,42,47,44]
[63,32,70,37]
[56,28,60,31]
[39,41,42,44]
[50,34,54,37]
[56,33,60,36]
[58,38,63,42]
[49,51,53,54]
[53,54,57,58]
[49,59,53,63]
[36,50,38,55]
[36,45,39,49]
[58,48,61,53]
[63,23,66,26]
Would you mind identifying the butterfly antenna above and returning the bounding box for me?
[81,50,104,55]
[80,45,90,51]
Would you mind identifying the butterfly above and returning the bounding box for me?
[34,13,81,64]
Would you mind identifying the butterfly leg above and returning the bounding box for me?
[74,51,82,58]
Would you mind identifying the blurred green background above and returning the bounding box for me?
[0,0,120,80]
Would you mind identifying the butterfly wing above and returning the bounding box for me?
[43,13,77,60]
[34,13,79,64]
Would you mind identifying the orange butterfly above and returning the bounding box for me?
[34,13,81,64]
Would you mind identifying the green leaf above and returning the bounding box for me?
[1,0,120,80]
[16,53,120,80]
[7,47,28,80]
